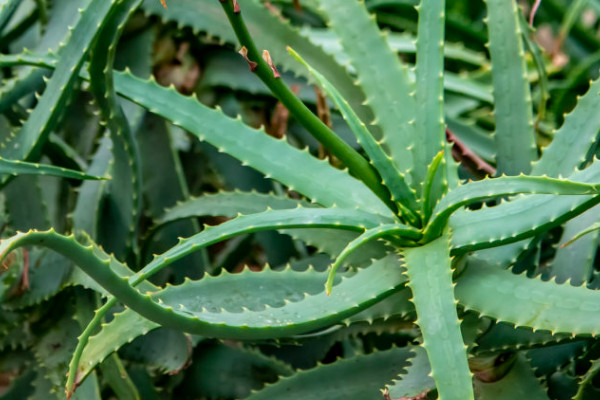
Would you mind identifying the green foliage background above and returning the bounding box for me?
[1,0,600,399]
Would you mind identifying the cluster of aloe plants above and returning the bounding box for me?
[3,0,600,398]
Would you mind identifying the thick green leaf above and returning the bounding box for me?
[450,162,600,254]
[414,0,447,199]
[532,75,600,177]
[0,52,391,215]
[486,0,537,175]
[456,258,600,335]
[140,0,375,127]
[87,0,143,259]
[427,174,600,241]
[245,346,413,400]
[0,227,404,340]
[114,72,390,216]
[403,232,474,400]
[155,191,310,227]
[386,346,435,399]
[288,47,418,215]
[317,0,417,180]
[0,0,117,167]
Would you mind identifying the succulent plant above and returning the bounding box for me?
[3,0,600,399]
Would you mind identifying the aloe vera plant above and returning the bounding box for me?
[3,0,600,399]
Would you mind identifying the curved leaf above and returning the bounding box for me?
[0,157,105,180]
[456,258,600,335]
[427,174,600,241]
[245,346,414,400]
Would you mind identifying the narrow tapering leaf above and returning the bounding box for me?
[288,46,418,215]
[485,0,537,175]
[403,231,474,400]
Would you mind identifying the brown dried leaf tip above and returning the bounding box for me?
[262,50,281,78]
[238,46,258,71]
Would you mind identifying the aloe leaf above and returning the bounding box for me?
[325,223,420,294]
[0,0,20,33]
[518,12,549,129]
[150,192,385,270]
[426,174,600,241]
[449,161,600,254]
[0,0,88,114]
[185,341,293,399]
[0,230,407,341]
[422,150,445,222]
[414,0,447,198]
[245,346,414,400]
[385,346,435,399]
[544,209,600,285]
[115,72,392,216]
[74,309,159,386]
[403,231,474,400]
[302,27,488,67]
[474,322,575,354]
[99,355,140,400]
[0,157,105,180]
[0,53,392,215]
[474,354,548,399]
[138,207,397,280]
[456,258,600,336]
[87,0,143,259]
[137,112,207,275]
[288,47,418,215]
[317,0,417,180]
[532,76,600,177]
[561,221,600,248]
[141,0,375,126]
[76,264,335,382]
[156,191,310,227]
[485,0,537,175]
[219,1,391,206]
[0,0,116,170]
[72,135,112,238]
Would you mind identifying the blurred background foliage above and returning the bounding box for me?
[2,0,600,399]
